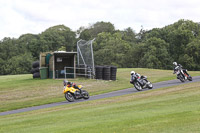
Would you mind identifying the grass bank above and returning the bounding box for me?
[0,82,200,133]
[0,68,200,112]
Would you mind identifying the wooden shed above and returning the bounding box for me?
[40,51,77,79]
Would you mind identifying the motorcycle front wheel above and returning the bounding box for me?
[82,90,90,99]
[65,92,75,102]
[188,76,192,81]
[134,82,142,91]
[147,82,153,89]
[178,75,185,82]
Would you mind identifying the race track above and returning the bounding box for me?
[1,76,200,116]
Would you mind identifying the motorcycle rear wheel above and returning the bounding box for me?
[65,92,75,102]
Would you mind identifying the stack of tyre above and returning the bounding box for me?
[95,66,103,79]
[103,66,111,80]
[31,61,40,78]
[110,66,117,80]
[95,66,117,80]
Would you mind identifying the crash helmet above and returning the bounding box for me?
[63,80,68,86]
[173,62,177,66]
[131,71,135,75]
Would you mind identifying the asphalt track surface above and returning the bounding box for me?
[1,76,200,116]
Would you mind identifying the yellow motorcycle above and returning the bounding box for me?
[63,81,89,102]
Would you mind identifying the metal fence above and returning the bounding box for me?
[64,66,94,79]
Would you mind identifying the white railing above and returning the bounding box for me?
[64,66,94,79]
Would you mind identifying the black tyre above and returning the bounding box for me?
[103,66,111,80]
[65,92,75,102]
[31,67,39,74]
[134,82,142,91]
[31,69,35,74]
[110,66,117,80]
[33,72,40,78]
[82,90,89,99]
[35,67,39,72]
[32,61,39,68]
[147,82,153,89]
[178,75,185,82]
[95,66,103,79]
[188,76,192,81]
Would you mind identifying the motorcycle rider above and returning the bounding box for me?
[130,71,141,83]
[63,80,71,87]
[130,71,153,90]
[130,71,148,87]
[130,71,149,88]
[63,80,82,93]
[72,82,82,93]
[173,62,189,79]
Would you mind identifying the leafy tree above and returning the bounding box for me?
[79,21,115,40]
[121,27,137,43]
[40,25,76,52]
[0,37,18,60]
[18,34,39,59]
[93,32,132,67]
[168,28,194,61]
[4,53,34,75]
[145,28,164,40]
[139,37,171,69]
[128,43,146,68]
[0,58,5,75]
[184,39,200,70]
[136,26,147,42]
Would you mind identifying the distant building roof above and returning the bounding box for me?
[53,51,77,56]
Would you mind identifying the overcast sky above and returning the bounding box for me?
[0,0,200,40]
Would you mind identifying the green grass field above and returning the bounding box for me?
[0,68,200,112]
[0,82,200,133]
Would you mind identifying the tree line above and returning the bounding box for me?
[0,19,200,75]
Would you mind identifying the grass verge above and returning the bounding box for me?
[0,82,200,133]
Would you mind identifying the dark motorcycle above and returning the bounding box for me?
[173,66,192,82]
[130,75,153,91]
